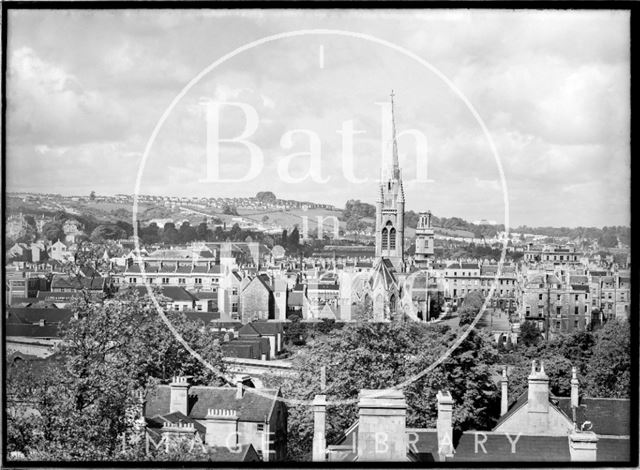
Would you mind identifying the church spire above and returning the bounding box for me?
[390,90,400,180]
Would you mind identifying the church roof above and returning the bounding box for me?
[369,258,398,291]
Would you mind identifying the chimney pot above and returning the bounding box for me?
[312,395,327,462]
[571,367,580,409]
[500,367,509,417]
[569,430,598,461]
[436,391,454,460]
[169,376,190,415]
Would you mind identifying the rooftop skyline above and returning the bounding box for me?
[5,9,630,228]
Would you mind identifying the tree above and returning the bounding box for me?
[519,320,541,347]
[90,224,126,243]
[256,191,277,202]
[458,291,484,326]
[288,227,300,251]
[196,222,209,241]
[584,319,630,398]
[222,204,238,216]
[161,223,179,244]
[139,223,160,245]
[6,289,226,460]
[178,222,197,243]
[90,191,96,201]
[268,322,498,460]
[281,229,288,246]
[42,221,65,242]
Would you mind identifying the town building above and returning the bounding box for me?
[143,376,287,461]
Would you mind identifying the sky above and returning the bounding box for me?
[5,9,630,228]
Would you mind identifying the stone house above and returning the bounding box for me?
[143,376,287,461]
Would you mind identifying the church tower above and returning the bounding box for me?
[375,91,405,272]
[415,211,435,268]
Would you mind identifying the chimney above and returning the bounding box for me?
[436,391,454,460]
[134,388,147,431]
[357,389,407,461]
[312,394,327,462]
[236,375,253,399]
[569,428,598,461]
[169,376,190,415]
[527,360,549,433]
[571,366,580,409]
[205,409,239,447]
[500,367,509,417]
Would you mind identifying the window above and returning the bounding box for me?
[174,304,180,311]
[257,424,265,432]
[389,228,396,250]
[197,304,203,311]
[232,303,238,313]
[575,295,579,301]
[232,288,238,295]
[195,278,202,284]
[129,278,137,284]
[526,307,531,317]
[574,306,579,315]
[584,305,588,313]
[556,306,562,316]
[162,277,169,284]
[557,294,561,301]
[381,228,388,250]
[538,306,544,316]
[538,294,543,301]
[574,320,579,328]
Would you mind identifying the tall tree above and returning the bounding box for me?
[584,319,630,398]
[161,222,179,244]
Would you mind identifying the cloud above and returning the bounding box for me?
[4,10,630,227]
[7,47,131,146]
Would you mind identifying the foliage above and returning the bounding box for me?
[6,289,226,461]
[42,221,65,242]
[222,204,239,216]
[268,322,498,461]
[584,319,630,398]
[519,320,541,347]
[256,191,277,202]
[458,290,485,326]
[161,222,179,244]
[342,199,376,221]
[90,224,127,242]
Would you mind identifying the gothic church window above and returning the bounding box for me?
[382,228,388,250]
[390,228,396,250]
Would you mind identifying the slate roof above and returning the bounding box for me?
[145,385,279,423]
[126,285,197,302]
[460,263,480,270]
[7,307,74,326]
[369,257,398,291]
[51,274,105,291]
[183,311,219,324]
[207,444,261,462]
[554,397,630,436]
[571,284,590,292]
[451,433,570,461]
[5,323,62,338]
[287,291,304,308]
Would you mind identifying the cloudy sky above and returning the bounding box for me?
[5,9,630,228]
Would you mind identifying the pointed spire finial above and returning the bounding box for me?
[390,90,400,179]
